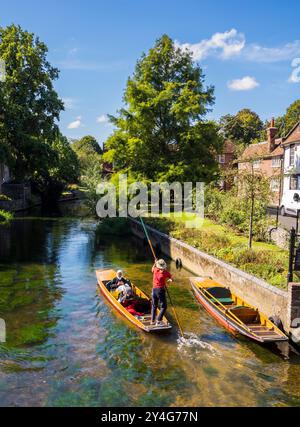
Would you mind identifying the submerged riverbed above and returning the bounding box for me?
[1,217,300,407]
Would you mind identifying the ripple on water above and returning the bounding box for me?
[177,333,220,359]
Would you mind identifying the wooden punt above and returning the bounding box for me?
[96,269,172,333]
[190,277,288,343]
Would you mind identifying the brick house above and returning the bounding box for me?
[238,119,283,205]
[280,119,300,215]
[217,140,236,191]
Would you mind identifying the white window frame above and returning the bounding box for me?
[253,160,261,169]
[290,145,295,167]
[218,154,226,164]
[272,156,281,168]
[270,178,280,192]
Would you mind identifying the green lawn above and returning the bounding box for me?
[145,215,289,290]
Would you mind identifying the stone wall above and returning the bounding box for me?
[0,199,26,212]
[0,183,38,212]
[287,283,300,344]
[130,219,292,333]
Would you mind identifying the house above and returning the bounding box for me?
[238,119,283,205]
[217,140,236,191]
[0,163,10,193]
[280,118,300,215]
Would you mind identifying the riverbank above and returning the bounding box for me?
[144,216,289,289]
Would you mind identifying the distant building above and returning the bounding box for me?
[217,140,236,191]
[0,164,10,193]
[238,119,283,205]
[280,119,300,215]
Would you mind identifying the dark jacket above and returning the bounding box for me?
[106,276,131,291]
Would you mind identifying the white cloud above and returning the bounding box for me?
[288,58,300,83]
[68,116,83,129]
[175,29,245,61]
[62,97,77,110]
[176,30,300,64]
[228,76,259,91]
[243,41,300,63]
[97,114,109,124]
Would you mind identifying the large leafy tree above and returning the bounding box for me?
[72,135,102,172]
[276,100,300,137]
[0,24,64,180]
[103,34,221,183]
[72,135,102,156]
[220,109,264,146]
[71,135,103,180]
[32,133,80,203]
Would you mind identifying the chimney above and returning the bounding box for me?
[267,117,277,153]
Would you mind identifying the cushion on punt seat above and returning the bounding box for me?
[205,287,234,305]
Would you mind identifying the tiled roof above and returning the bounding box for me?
[282,121,300,145]
[240,139,283,162]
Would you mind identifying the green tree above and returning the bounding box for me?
[32,133,80,203]
[276,100,300,137]
[220,109,264,146]
[0,24,64,180]
[72,135,102,171]
[103,34,221,183]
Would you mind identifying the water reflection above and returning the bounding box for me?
[0,217,300,407]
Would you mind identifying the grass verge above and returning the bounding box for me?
[145,215,289,290]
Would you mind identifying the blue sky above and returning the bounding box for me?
[1,0,300,146]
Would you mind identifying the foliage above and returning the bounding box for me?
[80,152,104,215]
[96,218,131,237]
[0,24,64,180]
[31,133,80,202]
[0,209,13,223]
[145,216,288,289]
[276,99,300,137]
[205,168,273,243]
[103,34,222,183]
[66,183,80,191]
[72,135,102,172]
[204,184,224,221]
[219,109,264,146]
[0,194,11,201]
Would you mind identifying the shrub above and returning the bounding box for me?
[66,183,80,191]
[0,209,13,223]
[205,185,224,221]
[0,194,11,201]
[96,218,131,236]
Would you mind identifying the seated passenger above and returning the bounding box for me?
[117,283,134,304]
[106,270,131,292]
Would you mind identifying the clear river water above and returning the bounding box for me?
[1,212,300,407]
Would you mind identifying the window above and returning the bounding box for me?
[290,145,295,166]
[290,175,300,190]
[270,178,280,192]
[253,160,261,169]
[218,154,225,164]
[272,156,281,168]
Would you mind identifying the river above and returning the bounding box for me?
[0,213,300,407]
